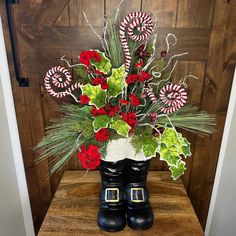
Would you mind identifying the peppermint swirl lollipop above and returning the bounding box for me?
[159,83,187,113]
[119,12,154,73]
[44,66,82,98]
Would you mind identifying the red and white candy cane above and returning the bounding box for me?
[44,66,82,99]
[144,87,158,103]
[119,12,154,73]
[159,83,187,114]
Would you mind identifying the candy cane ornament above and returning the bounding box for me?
[119,12,154,73]
[159,83,187,114]
[144,87,158,103]
[44,66,82,99]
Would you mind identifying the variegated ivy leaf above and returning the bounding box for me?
[92,50,111,74]
[107,65,127,98]
[142,138,158,158]
[81,84,106,108]
[93,115,112,132]
[110,116,131,137]
[156,127,191,180]
[169,161,186,180]
[159,143,180,166]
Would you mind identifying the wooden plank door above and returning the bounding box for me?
[1,0,236,233]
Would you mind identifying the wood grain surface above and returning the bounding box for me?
[0,0,235,232]
[39,171,204,236]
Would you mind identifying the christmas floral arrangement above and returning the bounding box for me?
[36,9,215,180]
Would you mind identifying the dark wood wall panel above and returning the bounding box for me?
[1,0,235,233]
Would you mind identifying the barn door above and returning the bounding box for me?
[1,0,235,233]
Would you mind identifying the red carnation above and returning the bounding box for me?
[93,77,108,90]
[77,145,101,170]
[122,112,138,127]
[108,105,120,117]
[95,128,110,142]
[90,50,101,63]
[119,99,129,105]
[129,94,141,107]
[126,74,136,84]
[80,95,90,104]
[141,71,152,81]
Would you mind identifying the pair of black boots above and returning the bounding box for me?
[97,159,154,232]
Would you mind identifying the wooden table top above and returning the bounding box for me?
[38,171,204,236]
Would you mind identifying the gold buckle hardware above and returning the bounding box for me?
[105,188,119,202]
[131,188,145,202]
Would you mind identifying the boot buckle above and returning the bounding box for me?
[131,188,145,202]
[105,188,119,202]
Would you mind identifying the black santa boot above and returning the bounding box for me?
[125,159,154,229]
[97,160,126,232]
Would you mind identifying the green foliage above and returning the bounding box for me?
[131,127,158,158]
[158,106,216,135]
[110,116,131,137]
[169,161,186,180]
[81,84,106,108]
[107,65,127,98]
[93,115,112,132]
[156,127,191,179]
[74,65,91,84]
[92,50,112,74]
[34,104,93,174]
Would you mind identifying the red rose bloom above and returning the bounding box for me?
[93,78,108,90]
[108,105,120,117]
[95,128,110,142]
[141,71,152,81]
[119,99,129,105]
[77,145,101,170]
[129,94,141,107]
[122,112,138,127]
[80,95,90,104]
[91,106,107,116]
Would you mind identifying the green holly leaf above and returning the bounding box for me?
[91,50,112,74]
[81,84,106,108]
[160,128,180,146]
[107,65,127,98]
[110,116,131,137]
[159,143,180,166]
[93,115,112,132]
[169,161,186,180]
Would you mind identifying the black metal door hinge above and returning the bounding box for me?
[5,0,29,87]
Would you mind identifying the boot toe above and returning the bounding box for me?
[98,210,126,232]
[127,209,154,229]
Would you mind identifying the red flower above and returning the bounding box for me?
[95,128,110,142]
[121,112,138,127]
[94,69,106,76]
[79,50,101,67]
[126,74,138,84]
[134,61,144,68]
[129,94,141,107]
[141,71,152,81]
[77,145,101,169]
[119,99,129,105]
[93,78,108,90]
[108,105,120,117]
[80,95,90,104]
[91,106,107,116]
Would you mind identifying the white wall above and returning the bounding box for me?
[206,67,236,236]
[0,17,35,236]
